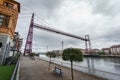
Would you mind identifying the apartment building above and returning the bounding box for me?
[0,0,20,64]
[110,45,120,55]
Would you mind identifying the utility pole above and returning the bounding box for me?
[61,41,64,50]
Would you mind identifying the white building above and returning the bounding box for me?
[110,45,120,55]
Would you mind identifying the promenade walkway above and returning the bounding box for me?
[20,57,108,80]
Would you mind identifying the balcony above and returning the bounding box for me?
[0,5,18,16]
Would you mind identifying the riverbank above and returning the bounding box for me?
[100,55,120,58]
[84,54,120,58]
[39,58,108,80]
[20,56,108,80]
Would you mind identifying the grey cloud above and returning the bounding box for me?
[102,28,120,41]
[91,25,120,43]
[84,0,120,16]
[19,0,63,18]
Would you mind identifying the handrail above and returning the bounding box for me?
[16,57,20,80]
[10,58,20,80]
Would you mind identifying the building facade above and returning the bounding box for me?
[110,45,120,55]
[80,49,99,55]
[0,0,20,64]
[10,32,23,56]
[102,48,110,55]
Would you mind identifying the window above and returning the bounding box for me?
[3,2,13,8]
[0,42,2,48]
[0,14,10,27]
[0,15,4,26]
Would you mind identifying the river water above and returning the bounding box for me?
[39,54,120,80]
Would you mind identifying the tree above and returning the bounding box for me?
[46,51,56,70]
[62,48,83,80]
[97,51,106,55]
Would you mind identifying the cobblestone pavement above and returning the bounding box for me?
[20,56,108,80]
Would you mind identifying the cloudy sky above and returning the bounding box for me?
[16,0,120,52]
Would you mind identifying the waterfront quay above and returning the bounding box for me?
[40,54,120,80]
[20,56,107,80]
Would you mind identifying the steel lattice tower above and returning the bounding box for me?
[85,35,92,54]
[24,13,34,56]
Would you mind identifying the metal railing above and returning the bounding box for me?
[10,57,20,80]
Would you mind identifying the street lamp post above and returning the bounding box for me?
[61,41,64,66]
[46,46,48,52]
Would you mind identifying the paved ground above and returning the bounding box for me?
[20,56,108,80]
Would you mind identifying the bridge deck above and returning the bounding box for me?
[20,56,107,80]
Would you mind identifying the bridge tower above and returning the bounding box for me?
[85,35,92,54]
[24,13,34,56]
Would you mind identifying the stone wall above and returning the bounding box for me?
[0,34,12,64]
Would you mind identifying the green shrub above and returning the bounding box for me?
[97,51,106,55]
[29,52,36,57]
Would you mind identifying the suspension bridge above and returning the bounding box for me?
[20,13,119,80]
[23,13,91,55]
